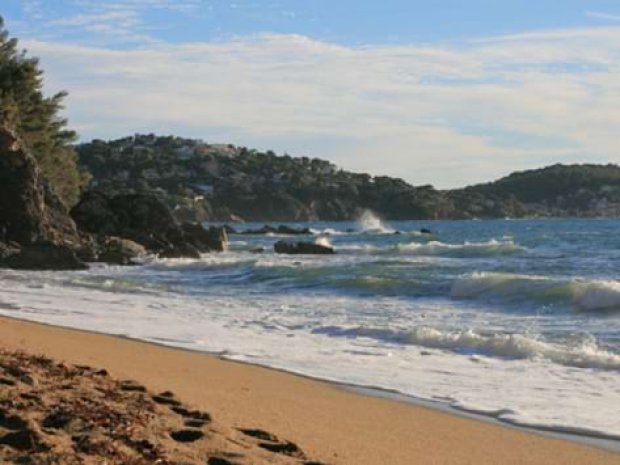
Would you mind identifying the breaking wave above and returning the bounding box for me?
[313,325,620,370]
[406,326,620,370]
[356,210,395,234]
[399,239,524,257]
[451,272,620,311]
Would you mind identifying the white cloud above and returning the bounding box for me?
[586,11,620,22]
[23,26,620,188]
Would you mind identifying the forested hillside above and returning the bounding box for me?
[77,134,620,221]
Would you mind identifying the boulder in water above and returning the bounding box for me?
[98,237,147,265]
[181,223,228,252]
[274,241,335,255]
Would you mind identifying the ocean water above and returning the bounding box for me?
[1,217,619,440]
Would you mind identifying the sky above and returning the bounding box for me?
[2,1,619,188]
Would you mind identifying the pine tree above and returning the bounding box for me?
[0,17,82,206]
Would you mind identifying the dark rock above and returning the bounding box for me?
[0,377,16,386]
[274,241,335,255]
[276,225,312,235]
[158,242,201,259]
[420,228,433,234]
[0,429,45,452]
[170,429,205,443]
[98,236,146,265]
[181,223,228,252]
[0,127,87,270]
[0,127,81,248]
[72,191,228,258]
[41,410,73,429]
[0,412,28,430]
[243,224,312,235]
[1,242,87,270]
[0,242,20,260]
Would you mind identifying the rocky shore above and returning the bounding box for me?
[0,127,228,270]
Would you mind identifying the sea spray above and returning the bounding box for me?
[314,236,333,248]
[357,210,394,234]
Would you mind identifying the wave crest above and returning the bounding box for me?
[399,239,524,256]
[451,272,620,311]
[406,326,620,370]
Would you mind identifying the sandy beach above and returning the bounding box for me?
[0,316,617,465]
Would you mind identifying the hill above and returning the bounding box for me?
[76,134,620,221]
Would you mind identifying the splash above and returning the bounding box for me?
[356,210,394,234]
[314,236,333,248]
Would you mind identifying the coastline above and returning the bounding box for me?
[0,315,617,465]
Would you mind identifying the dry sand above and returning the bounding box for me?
[1,316,618,465]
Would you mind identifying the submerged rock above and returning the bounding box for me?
[274,241,335,255]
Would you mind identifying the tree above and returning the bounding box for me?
[0,17,83,206]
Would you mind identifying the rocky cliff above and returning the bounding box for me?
[0,127,87,270]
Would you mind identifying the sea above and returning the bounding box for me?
[1,214,619,441]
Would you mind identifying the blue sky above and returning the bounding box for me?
[2,1,620,187]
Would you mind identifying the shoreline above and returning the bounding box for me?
[3,312,619,451]
[1,314,618,465]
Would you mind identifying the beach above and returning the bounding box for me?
[1,316,617,465]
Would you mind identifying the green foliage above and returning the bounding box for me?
[0,17,81,206]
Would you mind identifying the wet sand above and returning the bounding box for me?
[1,316,618,465]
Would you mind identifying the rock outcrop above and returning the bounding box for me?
[0,127,87,270]
[98,237,147,265]
[0,242,87,270]
[71,191,228,258]
[0,128,82,248]
[274,241,335,255]
[241,225,312,236]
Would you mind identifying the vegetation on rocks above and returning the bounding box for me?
[0,17,83,207]
[77,134,620,221]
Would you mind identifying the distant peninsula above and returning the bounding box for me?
[77,134,620,222]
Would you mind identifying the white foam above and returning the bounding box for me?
[406,326,620,370]
[400,239,524,256]
[357,210,395,234]
[452,272,620,311]
[0,273,619,439]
